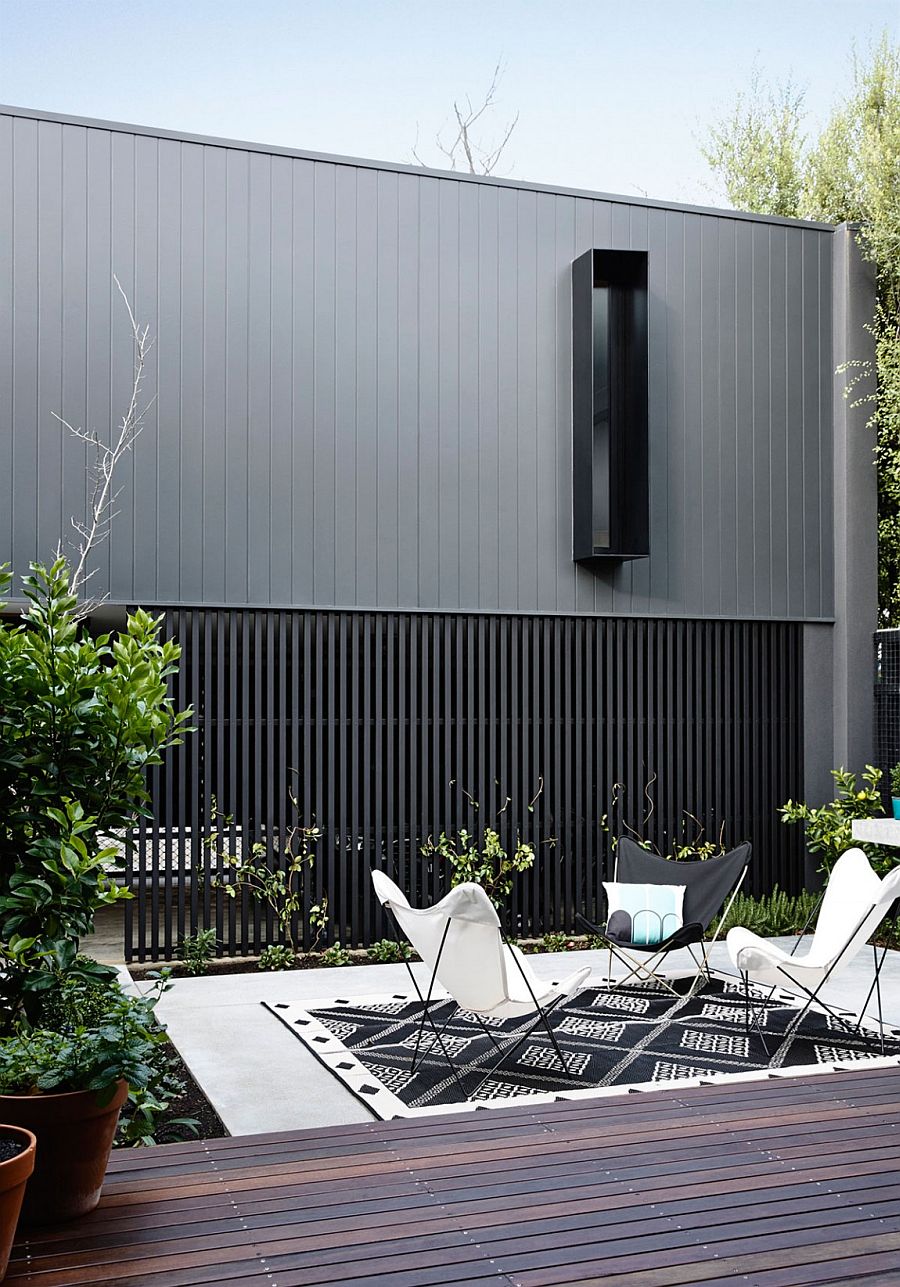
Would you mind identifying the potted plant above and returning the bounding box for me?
[0,1125,35,1277]
[0,560,192,1223]
[0,975,167,1224]
[891,764,900,820]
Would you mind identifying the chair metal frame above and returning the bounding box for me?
[739,893,892,1057]
[577,853,750,996]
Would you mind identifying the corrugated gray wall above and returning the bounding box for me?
[0,108,835,620]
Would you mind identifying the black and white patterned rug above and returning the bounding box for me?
[264,975,900,1119]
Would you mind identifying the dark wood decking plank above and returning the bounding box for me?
[17,1173,900,1282]
[24,1186,899,1265]
[512,1229,900,1285]
[742,1257,900,1286]
[95,1075,900,1191]
[98,1062,900,1175]
[96,1097,900,1199]
[9,1064,900,1285]
[28,1155,898,1260]
[27,1141,898,1253]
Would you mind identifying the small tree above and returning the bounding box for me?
[0,558,192,1019]
[779,766,892,875]
[412,60,519,176]
[422,826,536,907]
[702,35,900,623]
[420,783,545,908]
[211,791,328,960]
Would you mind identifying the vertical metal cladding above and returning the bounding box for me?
[127,609,804,961]
[0,109,834,622]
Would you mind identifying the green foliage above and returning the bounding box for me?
[701,72,806,217]
[422,826,536,907]
[36,968,117,1032]
[702,36,900,622]
[117,1047,200,1148]
[366,938,412,964]
[0,558,192,1018]
[0,980,168,1103]
[891,763,900,797]
[258,943,296,972]
[321,941,352,967]
[710,885,822,939]
[541,932,569,953]
[0,554,197,1145]
[779,765,893,874]
[211,793,327,956]
[0,970,197,1146]
[601,781,730,862]
[177,929,218,977]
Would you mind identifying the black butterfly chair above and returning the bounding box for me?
[577,837,752,996]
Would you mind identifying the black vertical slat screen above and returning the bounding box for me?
[126,611,804,961]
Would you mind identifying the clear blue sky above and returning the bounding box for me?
[1,0,897,206]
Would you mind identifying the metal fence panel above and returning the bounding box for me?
[125,610,804,961]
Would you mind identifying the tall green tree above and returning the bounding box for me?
[703,37,900,623]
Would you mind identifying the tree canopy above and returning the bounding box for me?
[703,36,900,623]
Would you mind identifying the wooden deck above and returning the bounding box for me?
[7,1064,900,1286]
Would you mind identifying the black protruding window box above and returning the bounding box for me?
[572,248,649,562]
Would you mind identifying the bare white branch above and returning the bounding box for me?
[54,275,155,607]
[412,60,519,176]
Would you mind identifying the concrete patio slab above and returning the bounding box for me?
[136,936,900,1137]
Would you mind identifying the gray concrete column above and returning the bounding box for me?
[830,222,877,772]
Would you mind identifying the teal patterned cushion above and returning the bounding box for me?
[603,881,685,946]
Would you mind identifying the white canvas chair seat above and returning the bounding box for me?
[727,847,900,1050]
[726,926,853,994]
[493,942,588,1019]
[371,870,590,1094]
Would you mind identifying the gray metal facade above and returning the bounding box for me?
[0,106,837,621]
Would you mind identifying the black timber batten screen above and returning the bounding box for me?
[124,610,804,961]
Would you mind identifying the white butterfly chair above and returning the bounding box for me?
[727,847,900,1053]
[371,870,591,1097]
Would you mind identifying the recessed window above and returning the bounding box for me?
[572,248,649,562]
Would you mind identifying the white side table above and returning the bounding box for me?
[851,818,900,848]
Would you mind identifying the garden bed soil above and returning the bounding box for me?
[165,1047,227,1143]
[114,1043,228,1148]
[127,926,900,983]
[125,940,573,980]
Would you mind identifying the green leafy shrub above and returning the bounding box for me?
[541,933,569,953]
[422,826,536,907]
[779,766,893,874]
[177,929,218,976]
[0,982,167,1102]
[0,972,198,1146]
[117,1049,200,1148]
[321,941,352,967]
[0,559,192,1021]
[891,763,900,797]
[366,938,412,964]
[258,943,296,972]
[0,555,199,1148]
[212,792,327,962]
[710,886,822,939]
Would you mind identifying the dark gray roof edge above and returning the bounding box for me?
[0,102,837,232]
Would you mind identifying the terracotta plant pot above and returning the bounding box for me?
[0,1126,36,1280]
[0,1081,127,1225]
